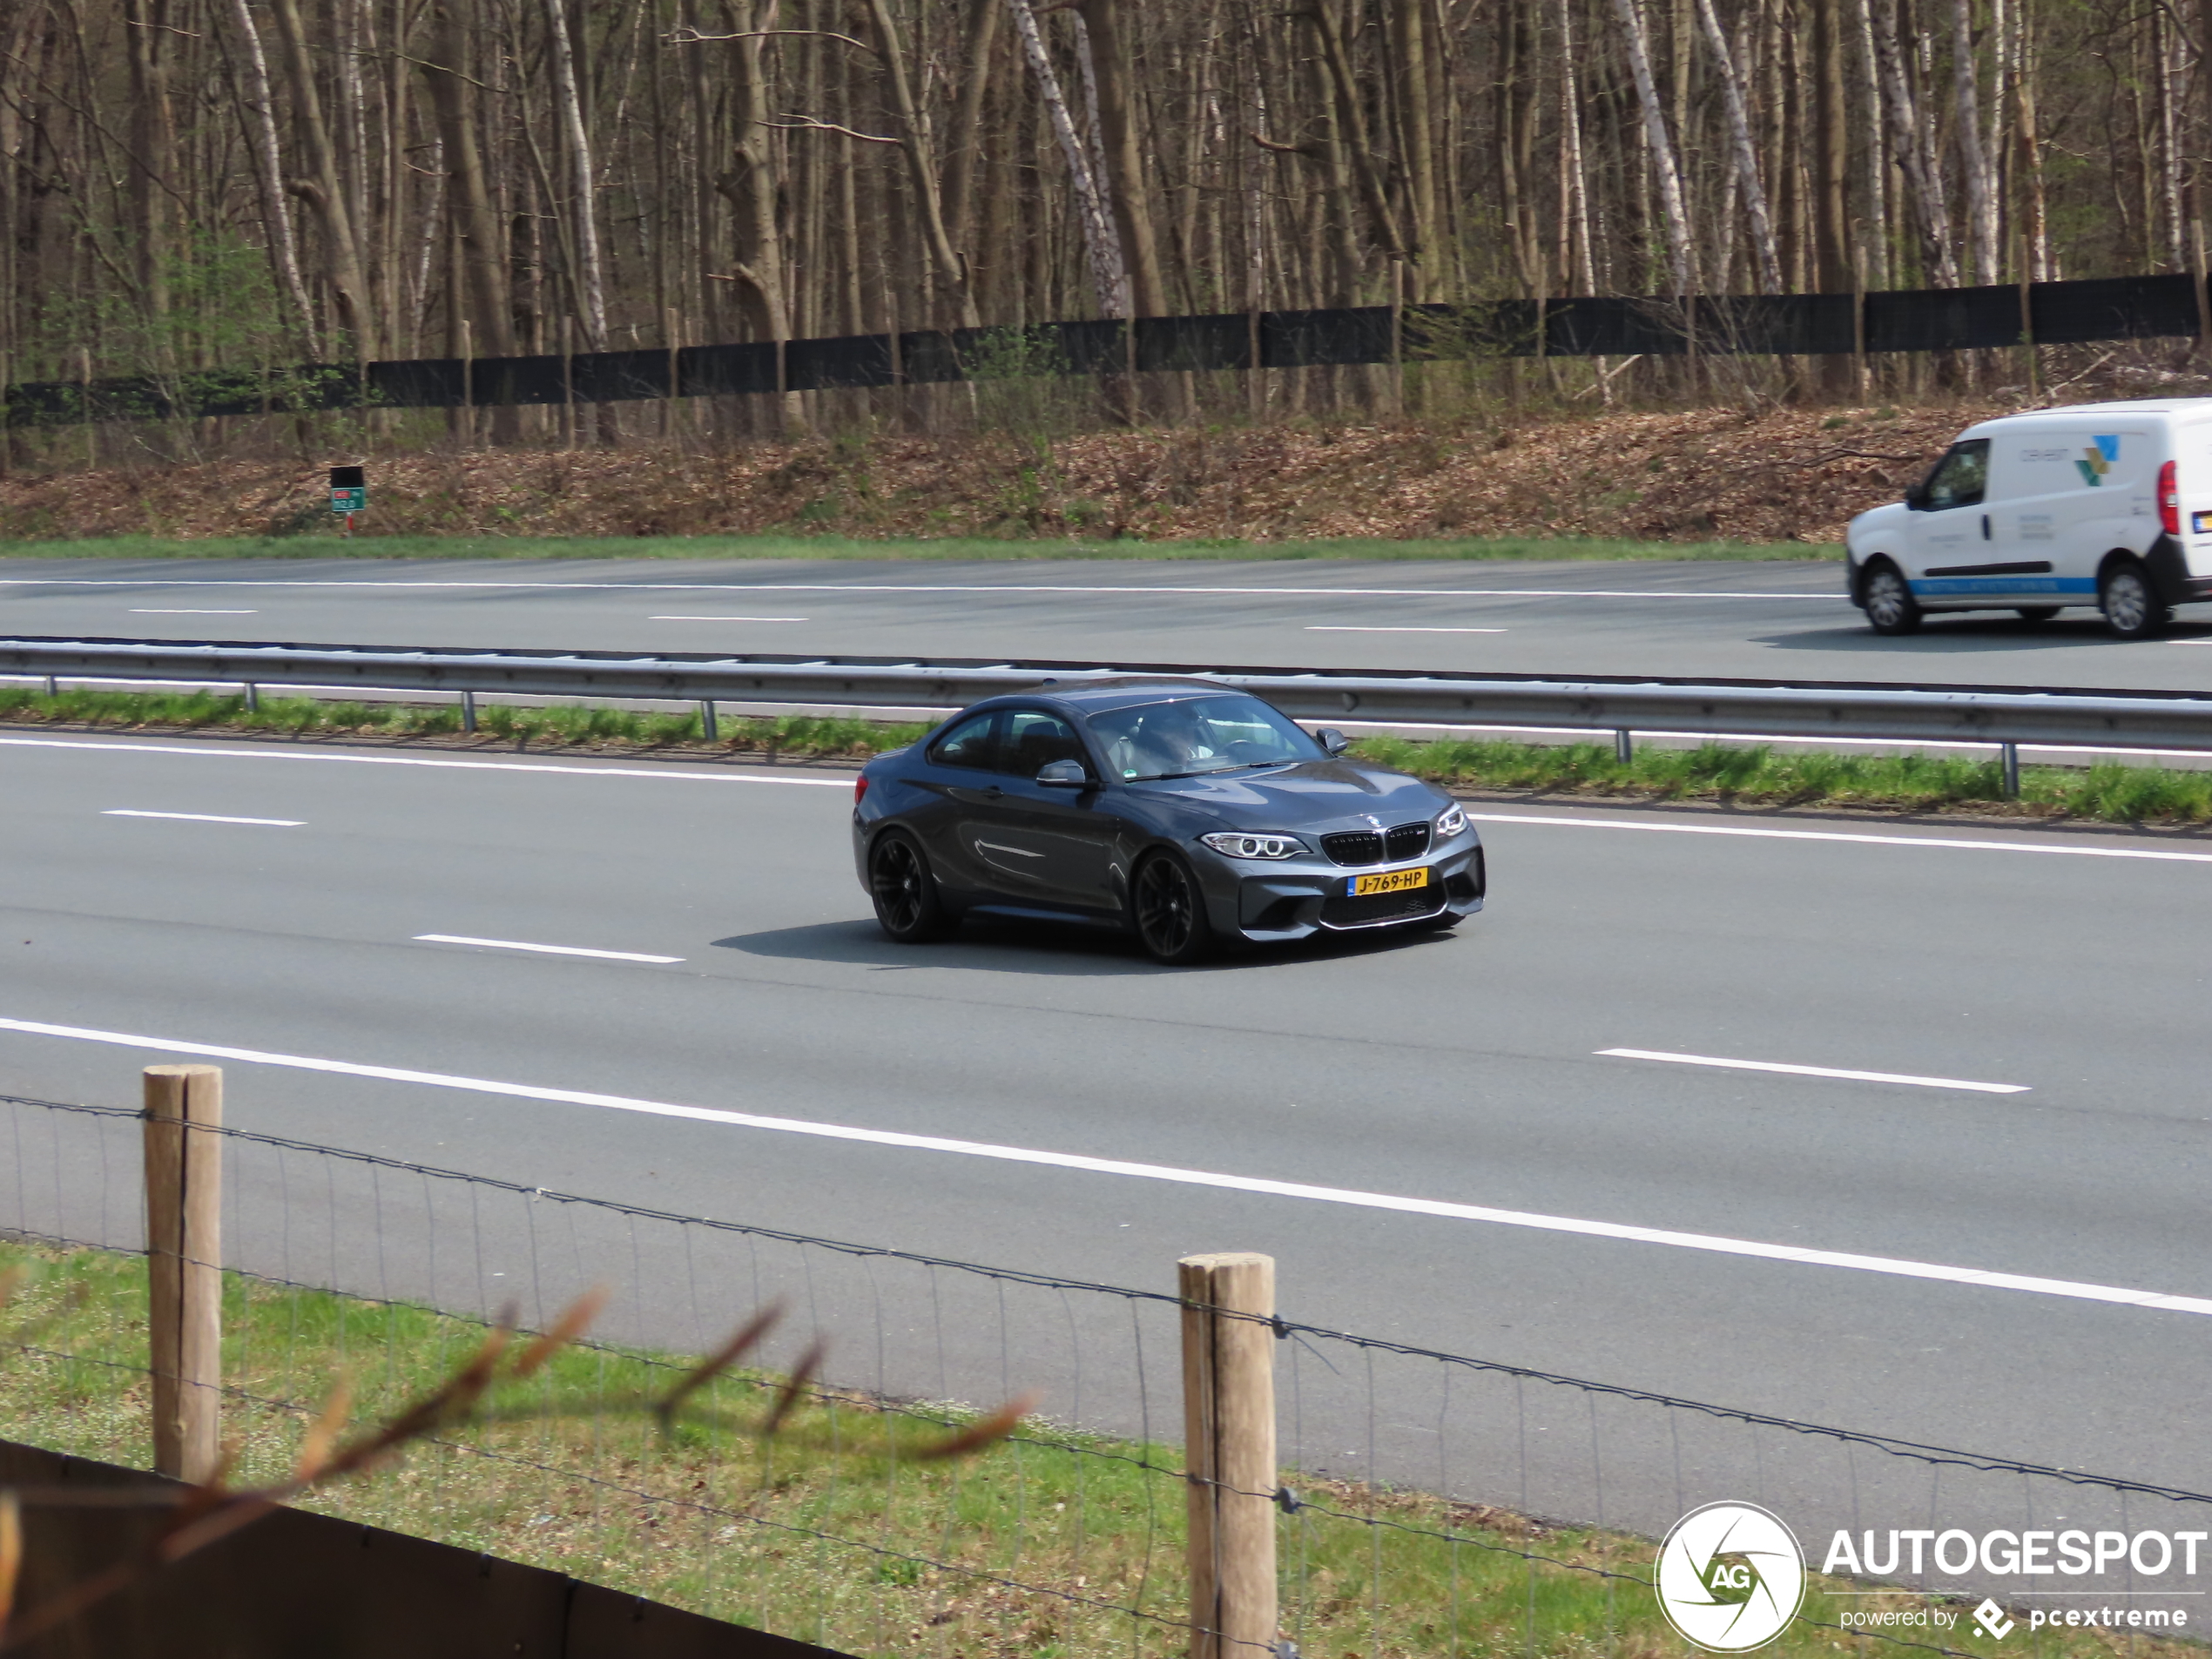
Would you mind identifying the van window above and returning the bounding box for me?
[1916,440,1990,510]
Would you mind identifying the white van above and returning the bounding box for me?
[1844,398,2212,638]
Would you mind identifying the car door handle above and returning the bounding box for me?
[1981,514,1991,540]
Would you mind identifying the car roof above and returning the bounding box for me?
[973,677,1238,717]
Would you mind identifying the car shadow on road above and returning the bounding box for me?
[711,916,1464,976]
[1754,617,2212,657]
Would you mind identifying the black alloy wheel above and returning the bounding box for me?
[2013,607,2060,624]
[1131,852,1211,965]
[868,831,954,942]
[1861,561,1921,636]
[2100,559,2168,640]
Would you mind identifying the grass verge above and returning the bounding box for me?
[11,685,2212,826]
[0,532,1838,563]
[2,1239,2165,1659]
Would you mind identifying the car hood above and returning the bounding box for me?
[1849,500,1909,547]
[1129,759,1448,830]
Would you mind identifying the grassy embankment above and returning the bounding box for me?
[9,684,2212,825]
[0,531,1835,562]
[2,1238,2162,1659]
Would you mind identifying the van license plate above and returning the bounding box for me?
[1350,867,1430,896]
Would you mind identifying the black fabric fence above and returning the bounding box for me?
[8,272,2205,428]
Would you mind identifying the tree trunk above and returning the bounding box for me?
[1609,0,1698,293]
[421,1,514,359]
[1073,0,1166,315]
[1952,0,1998,283]
[1007,0,1127,317]
[1695,0,1783,291]
[545,0,609,348]
[218,0,318,353]
[272,0,376,356]
[1389,0,1442,298]
[1871,0,1959,284]
[941,0,1003,261]
[862,0,980,328]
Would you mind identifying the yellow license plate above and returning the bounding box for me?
[1350,867,1431,896]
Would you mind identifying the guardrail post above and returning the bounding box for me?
[700,698,718,740]
[2000,741,2020,799]
[1615,728,1634,764]
[145,1063,222,1484]
[461,690,477,733]
[243,683,259,713]
[1180,1251,1278,1659]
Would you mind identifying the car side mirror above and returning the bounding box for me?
[1036,759,1090,788]
[1317,727,1351,756]
[1904,483,1928,511]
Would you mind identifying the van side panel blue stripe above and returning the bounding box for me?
[1911,577,2100,596]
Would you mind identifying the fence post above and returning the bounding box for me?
[1180,1251,1277,1659]
[145,1063,222,1484]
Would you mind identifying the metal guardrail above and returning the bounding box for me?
[7,635,2212,791]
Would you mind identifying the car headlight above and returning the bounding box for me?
[1435,803,1467,839]
[1198,832,1306,860]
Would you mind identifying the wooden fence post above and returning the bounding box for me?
[1180,1251,1277,1659]
[145,1064,222,1484]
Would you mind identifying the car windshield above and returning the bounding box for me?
[1087,694,1323,781]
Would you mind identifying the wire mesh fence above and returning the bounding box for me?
[1,1080,2207,1659]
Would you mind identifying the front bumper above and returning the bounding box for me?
[1194,835,1487,943]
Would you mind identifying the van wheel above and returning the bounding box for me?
[1861,561,1921,636]
[2013,607,2060,624]
[2100,560,2169,640]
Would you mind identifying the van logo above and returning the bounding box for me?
[2077,435,2121,486]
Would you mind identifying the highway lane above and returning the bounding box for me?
[3,725,2210,1564]
[16,552,2212,688]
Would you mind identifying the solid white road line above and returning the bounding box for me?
[1466,809,2212,864]
[0,1015,2199,1316]
[0,577,1840,601]
[126,608,260,614]
[0,735,853,786]
[415,934,684,964]
[649,615,808,622]
[101,809,304,826]
[1305,625,1508,634]
[1599,1047,2028,1095]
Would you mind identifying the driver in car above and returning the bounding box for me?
[1130,704,1222,777]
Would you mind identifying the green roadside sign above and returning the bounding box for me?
[329,465,366,516]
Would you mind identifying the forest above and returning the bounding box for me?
[0,0,2197,423]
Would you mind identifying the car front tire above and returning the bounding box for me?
[2100,559,2168,639]
[1861,560,1922,636]
[868,831,955,942]
[1130,851,1212,965]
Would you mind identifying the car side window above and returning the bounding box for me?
[1918,439,1990,511]
[929,711,1001,771]
[1002,709,1087,777]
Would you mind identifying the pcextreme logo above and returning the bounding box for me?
[2077,435,2121,486]
[1655,1501,1808,1652]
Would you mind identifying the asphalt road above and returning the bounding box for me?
[11,552,2212,689]
[3,725,2209,1588]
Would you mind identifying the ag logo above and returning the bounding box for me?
[1655,1501,1806,1651]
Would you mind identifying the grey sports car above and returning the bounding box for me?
[849,678,1485,963]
